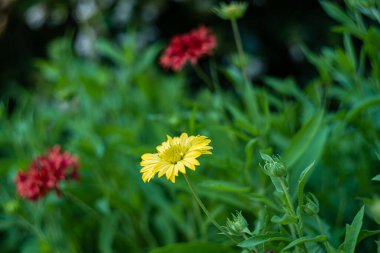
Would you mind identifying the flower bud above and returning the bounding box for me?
[261,153,287,178]
[224,211,250,236]
[302,193,319,216]
[213,2,248,20]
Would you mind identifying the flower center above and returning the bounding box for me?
[160,144,187,164]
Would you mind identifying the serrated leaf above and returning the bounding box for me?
[238,233,291,248]
[297,161,316,210]
[282,235,327,251]
[341,206,365,253]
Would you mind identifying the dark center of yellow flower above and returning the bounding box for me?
[160,144,187,164]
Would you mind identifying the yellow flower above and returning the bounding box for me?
[140,133,212,183]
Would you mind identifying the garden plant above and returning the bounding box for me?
[0,0,379,253]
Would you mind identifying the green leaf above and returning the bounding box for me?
[199,180,250,193]
[283,111,324,168]
[320,1,353,25]
[245,138,258,170]
[288,123,328,193]
[238,233,291,248]
[271,213,298,225]
[345,95,380,122]
[249,193,278,210]
[99,214,119,253]
[95,39,126,64]
[149,242,238,253]
[282,235,327,251]
[373,175,380,181]
[264,77,304,99]
[297,161,316,210]
[358,230,380,243]
[341,206,365,253]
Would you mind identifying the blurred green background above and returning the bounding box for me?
[0,0,379,253]
[0,0,335,100]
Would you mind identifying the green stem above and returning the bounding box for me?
[288,224,300,253]
[64,191,100,218]
[315,215,331,253]
[242,233,259,253]
[183,174,260,253]
[16,214,45,239]
[280,179,296,215]
[183,175,231,236]
[230,19,248,82]
[183,174,228,235]
[230,18,259,119]
[279,179,308,253]
[192,64,214,90]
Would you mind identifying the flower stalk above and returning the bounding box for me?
[279,178,308,253]
[192,64,214,90]
[231,18,248,82]
[184,174,258,253]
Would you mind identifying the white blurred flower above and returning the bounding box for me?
[75,27,96,57]
[74,0,97,22]
[25,3,47,29]
[113,0,135,25]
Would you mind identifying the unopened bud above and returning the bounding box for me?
[302,193,319,216]
[224,211,250,236]
[261,153,287,178]
[213,2,248,20]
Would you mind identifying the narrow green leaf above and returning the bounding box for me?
[249,193,278,210]
[373,174,380,181]
[320,1,353,25]
[282,235,327,251]
[283,111,324,168]
[341,206,365,253]
[238,233,291,248]
[343,34,356,70]
[95,40,126,64]
[297,161,316,210]
[199,180,250,193]
[99,214,119,253]
[245,138,258,177]
[345,95,380,122]
[260,152,273,163]
[149,242,238,253]
[271,214,298,225]
[358,230,380,243]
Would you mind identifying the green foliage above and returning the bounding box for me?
[149,242,239,253]
[0,0,379,252]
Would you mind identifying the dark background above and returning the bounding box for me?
[0,0,337,101]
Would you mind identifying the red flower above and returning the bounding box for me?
[15,145,79,201]
[159,26,217,71]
